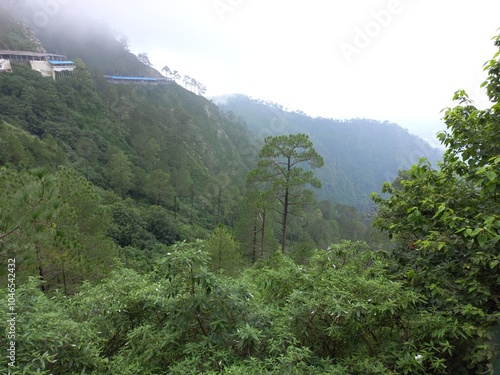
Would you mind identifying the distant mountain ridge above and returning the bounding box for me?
[214,94,443,208]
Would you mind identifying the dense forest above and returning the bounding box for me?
[0,7,499,375]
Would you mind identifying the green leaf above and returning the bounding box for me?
[478,234,488,247]
[436,131,447,142]
[433,204,446,218]
[486,171,497,181]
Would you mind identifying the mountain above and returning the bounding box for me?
[0,10,260,251]
[214,94,444,208]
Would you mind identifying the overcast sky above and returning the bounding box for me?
[9,0,500,146]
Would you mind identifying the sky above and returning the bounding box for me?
[6,0,500,147]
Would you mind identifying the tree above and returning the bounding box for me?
[75,136,97,179]
[0,167,116,293]
[137,52,152,67]
[198,83,207,96]
[105,146,133,197]
[162,65,171,77]
[205,224,245,276]
[145,206,180,246]
[190,77,198,93]
[162,66,181,82]
[146,169,171,206]
[171,168,192,219]
[118,34,130,51]
[235,188,278,262]
[247,134,324,254]
[371,33,500,373]
[183,75,191,88]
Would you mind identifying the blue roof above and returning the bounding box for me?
[105,76,166,81]
[48,60,74,65]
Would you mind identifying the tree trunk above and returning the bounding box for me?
[281,187,289,254]
[217,186,222,225]
[252,219,257,263]
[260,209,266,258]
[212,195,216,228]
[35,241,46,292]
[61,260,68,295]
[190,191,194,224]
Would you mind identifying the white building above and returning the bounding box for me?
[30,59,75,80]
[0,59,13,73]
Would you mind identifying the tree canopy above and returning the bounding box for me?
[247,134,324,253]
[371,32,500,373]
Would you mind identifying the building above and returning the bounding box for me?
[28,59,75,80]
[0,50,66,63]
[47,60,76,79]
[0,59,13,73]
[104,75,173,84]
[29,60,53,77]
[0,50,74,80]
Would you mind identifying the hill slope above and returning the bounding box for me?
[0,10,259,234]
[215,94,443,208]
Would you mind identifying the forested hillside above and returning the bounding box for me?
[0,9,377,285]
[0,6,499,375]
[215,94,443,208]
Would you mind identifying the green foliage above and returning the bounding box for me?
[0,34,255,237]
[107,201,180,271]
[107,200,155,249]
[372,33,500,373]
[1,238,479,374]
[0,279,105,374]
[146,169,171,205]
[145,205,181,245]
[0,166,117,293]
[205,225,246,276]
[0,121,67,168]
[234,191,279,262]
[105,146,133,196]
[2,9,378,265]
[248,134,324,253]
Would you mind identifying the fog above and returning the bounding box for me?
[4,0,500,145]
